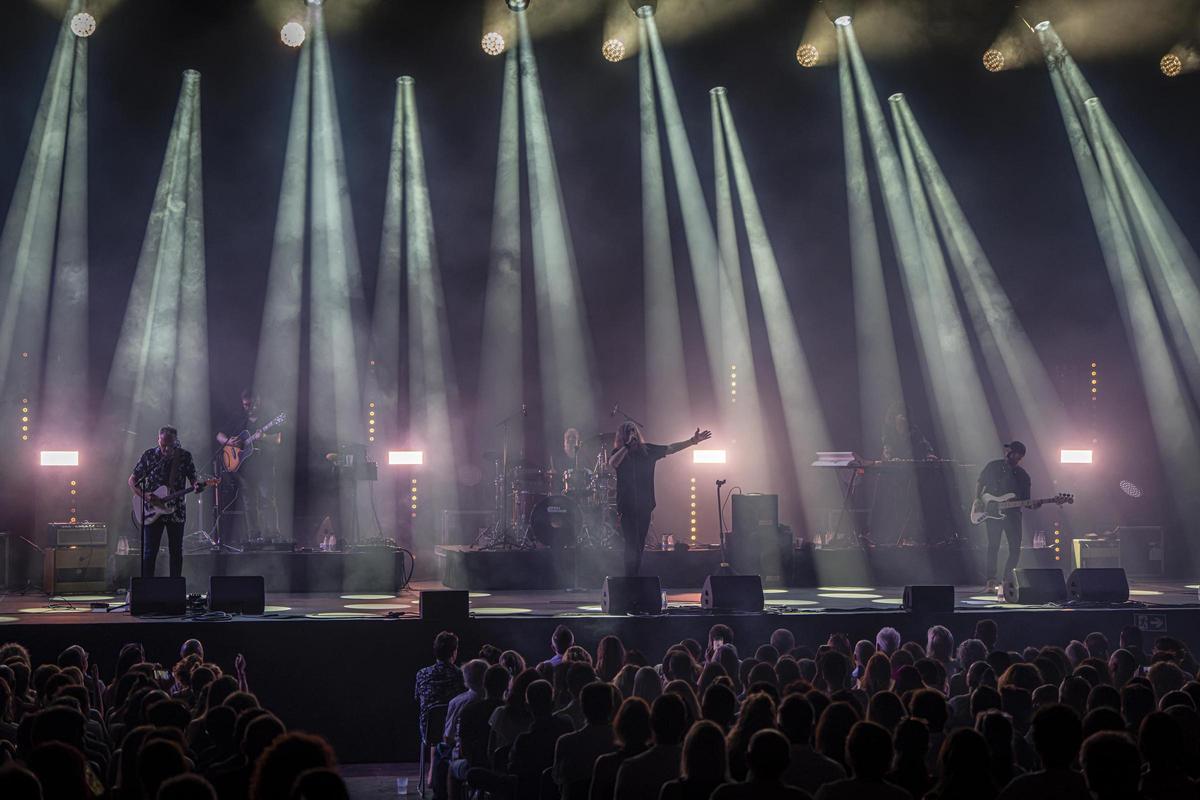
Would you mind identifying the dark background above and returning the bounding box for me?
[1,0,1196,552]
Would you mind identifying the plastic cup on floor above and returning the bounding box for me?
[396,777,410,795]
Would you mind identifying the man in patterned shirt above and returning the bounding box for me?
[128,425,203,578]
[415,631,465,742]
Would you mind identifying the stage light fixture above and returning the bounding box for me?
[388,450,424,466]
[1060,449,1093,464]
[70,12,96,38]
[40,451,80,467]
[602,38,626,62]
[796,43,819,67]
[835,15,852,27]
[1035,20,1051,32]
[1161,53,1183,77]
[281,21,306,48]
[983,49,1005,72]
[482,31,506,56]
[1119,480,1144,498]
[693,450,727,464]
[628,0,657,15]
[506,0,529,11]
[306,0,323,5]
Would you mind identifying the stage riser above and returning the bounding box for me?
[436,546,1059,591]
[110,552,408,594]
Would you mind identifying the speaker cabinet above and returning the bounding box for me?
[730,494,782,576]
[420,590,469,623]
[1003,568,1066,604]
[208,575,266,615]
[701,574,764,611]
[601,576,662,615]
[1067,568,1129,603]
[129,576,186,616]
[903,585,955,613]
[43,546,107,594]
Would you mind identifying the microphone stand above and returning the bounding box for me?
[612,405,646,428]
[716,479,735,576]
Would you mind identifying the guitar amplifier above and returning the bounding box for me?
[45,522,107,548]
[43,545,108,594]
[1073,537,1121,570]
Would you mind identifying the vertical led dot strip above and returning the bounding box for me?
[730,364,737,405]
[20,396,30,442]
[689,477,697,541]
[69,478,78,523]
[410,478,418,519]
[1053,522,1062,563]
[367,400,376,444]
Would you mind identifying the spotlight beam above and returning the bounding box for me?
[477,47,524,436]
[253,35,312,535]
[639,18,690,430]
[714,90,839,539]
[517,11,597,437]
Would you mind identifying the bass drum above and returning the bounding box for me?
[529,494,583,550]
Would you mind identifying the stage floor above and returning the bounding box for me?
[0,578,1195,624]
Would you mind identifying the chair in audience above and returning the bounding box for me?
[419,703,450,797]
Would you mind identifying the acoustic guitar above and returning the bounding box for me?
[221,412,287,473]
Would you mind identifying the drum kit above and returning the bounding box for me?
[477,432,621,552]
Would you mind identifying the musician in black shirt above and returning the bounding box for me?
[129,426,201,578]
[976,441,1041,591]
[610,421,711,576]
[881,406,934,461]
[216,389,278,540]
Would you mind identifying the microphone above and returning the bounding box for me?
[611,403,619,417]
[716,479,727,487]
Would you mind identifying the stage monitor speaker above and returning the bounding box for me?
[601,576,662,615]
[420,590,469,623]
[903,585,954,613]
[209,575,266,615]
[1067,568,1130,603]
[701,574,764,612]
[700,575,763,614]
[129,576,186,616]
[1002,568,1066,605]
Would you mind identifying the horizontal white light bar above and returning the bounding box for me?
[388,450,424,466]
[1060,449,1093,464]
[693,450,727,464]
[40,450,80,467]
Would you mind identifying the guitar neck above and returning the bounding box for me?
[998,496,1051,510]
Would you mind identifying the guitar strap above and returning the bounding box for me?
[167,446,182,491]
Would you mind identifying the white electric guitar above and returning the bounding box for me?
[132,478,219,526]
[970,491,1074,525]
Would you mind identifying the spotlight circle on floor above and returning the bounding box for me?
[834,15,852,27]
[281,21,306,48]
[1161,53,1183,77]
[983,49,1005,72]
[482,31,506,56]
[602,39,626,62]
[70,12,96,38]
[796,43,819,67]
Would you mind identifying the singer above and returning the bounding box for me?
[610,421,712,576]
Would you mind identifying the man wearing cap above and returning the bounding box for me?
[976,441,1041,592]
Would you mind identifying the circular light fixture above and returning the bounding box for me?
[834,15,852,27]
[1161,53,1183,77]
[602,38,626,62]
[710,86,727,96]
[506,0,529,11]
[796,43,819,67]
[1119,480,1143,498]
[70,11,96,38]
[629,1,658,16]
[888,92,904,102]
[281,21,306,48]
[482,31,506,56]
[983,49,1005,72]
[1035,20,1051,32]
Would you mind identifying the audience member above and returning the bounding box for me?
[815,721,909,800]
[612,693,687,800]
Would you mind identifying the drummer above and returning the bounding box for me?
[559,427,591,496]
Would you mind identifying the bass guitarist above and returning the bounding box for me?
[129,426,203,578]
[216,388,279,541]
[976,440,1043,593]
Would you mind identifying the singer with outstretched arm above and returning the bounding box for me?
[610,421,712,576]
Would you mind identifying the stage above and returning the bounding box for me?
[2,577,1198,763]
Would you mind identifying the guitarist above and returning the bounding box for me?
[216,389,277,541]
[129,426,202,578]
[976,441,1043,592]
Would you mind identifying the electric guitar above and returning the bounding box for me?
[132,478,219,526]
[970,492,1074,525]
[220,412,287,473]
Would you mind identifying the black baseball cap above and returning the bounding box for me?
[1003,441,1027,456]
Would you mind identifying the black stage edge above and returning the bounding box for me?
[4,601,1199,764]
[107,551,411,594]
[435,544,1061,590]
